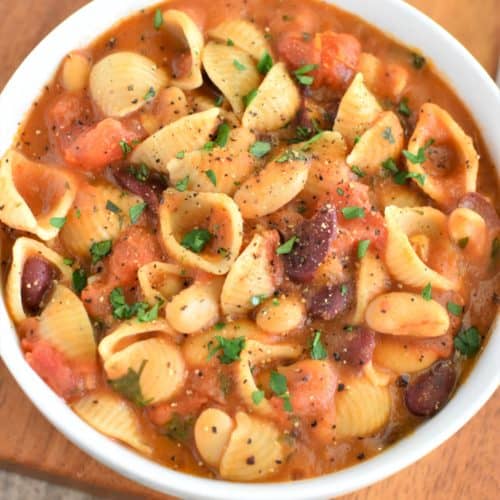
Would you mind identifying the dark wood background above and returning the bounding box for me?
[0,0,498,498]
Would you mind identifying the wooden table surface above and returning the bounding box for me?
[0,1,499,499]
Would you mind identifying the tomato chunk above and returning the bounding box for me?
[276,32,319,70]
[63,118,141,172]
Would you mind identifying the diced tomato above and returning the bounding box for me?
[276,32,319,70]
[63,118,142,172]
[47,92,92,133]
[80,280,115,319]
[22,334,96,400]
[315,32,361,90]
[147,393,208,426]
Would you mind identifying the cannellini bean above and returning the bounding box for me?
[166,278,223,334]
[255,294,306,334]
[365,292,449,337]
[61,52,91,92]
[448,207,487,256]
[195,408,234,468]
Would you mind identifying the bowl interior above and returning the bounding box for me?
[0,0,498,498]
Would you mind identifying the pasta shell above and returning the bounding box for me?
[221,230,282,317]
[195,408,234,468]
[374,177,427,209]
[159,189,243,275]
[162,10,204,90]
[38,284,96,364]
[365,292,450,337]
[242,62,300,132]
[384,206,459,290]
[406,103,479,209]
[98,319,175,361]
[233,155,310,219]
[333,72,382,148]
[301,131,351,203]
[89,52,168,117]
[335,374,391,439]
[237,339,302,417]
[373,334,440,374]
[203,42,261,117]
[5,237,72,324]
[448,207,487,258]
[130,108,221,172]
[166,277,224,334]
[208,20,271,60]
[219,412,284,481]
[363,361,392,387]
[72,390,152,455]
[104,337,186,405]
[167,127,256,195]
[346,111,404,175]
[350,249,391,325]
[138,261,185,306]
[255,294,306,335]
[59,181,143,259]
[0,150,77,241]
[182,320,268,367]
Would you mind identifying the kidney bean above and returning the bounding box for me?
[113,166,168,213]
[21,257,58,313]
[405,360,457,417]
[284,205,337,282]
[309,282,351,320]
[330,327,375,367]
[458,192,500,231]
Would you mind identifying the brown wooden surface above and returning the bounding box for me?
[0,1,499,499]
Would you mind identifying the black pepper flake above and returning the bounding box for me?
[396,374,410,387]
[357,453,365,460]
[246,456,255,465]
[337,383,345,392]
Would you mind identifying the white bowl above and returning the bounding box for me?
[0,1,498,498]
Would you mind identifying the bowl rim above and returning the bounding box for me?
[0,0,499,498]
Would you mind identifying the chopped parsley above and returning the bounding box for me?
[214,95,224,107]
[181,228,212,253]
[49,217,66,229]
[310,331,327,360]
[153,9,163,30]
[90,240,112,264]
[341,206,365,220]
[137,301,161,322]
[129,202,147,224]
[411,52,426,69]
[163,414,194,442]
[421,283,432,301]
[249,141,272,158]
[175,175,189,192]
[276,236,297,255]
[72,269,87,294]
[351,165,365,177]
[205,169,217,186]
[215,122,231,147]
[63,257,74,266]
[300,132,323,151]
[175,151,185,160]
[447,301,463,316]
[275,149,308,163]
[382,127,395,144]
[129,164,149,182]
[354,135,361,145]
[395,171,426,186]
[214,321,226,331]
[243,88,258,108]
[143,86,156,101]
[454,326,481,357]
[226,38,235,46]
[106,200,121,214]
[357,239,370,259]
[336,187,345,196]
[252,390,265,405]
[208,336,246,364]
[270,371,292,412]
[109,359,151,407]
[119,140,132,158]
[109,287,161,322]
[203,141,215,151]
[398,98,411,117]
[340,283,348,297]
[257,51,273,75]
[294,64,318,86]
[403,139,434,164]
[233,59,246,71]
[382,158,399,174]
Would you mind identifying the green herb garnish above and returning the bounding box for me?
[257,51,273,74]
[341,206,365,220]
[421,283,432,301]
[310,331,327,360]
[276,236,297,255]
[447,301,463,316]
[90,240,112,264]
[49,217,66,229]
[129,202,147,224]
[454,326,481,357]
[249,141,271,158]
[181,229,212,253]
[175,175,189,192]
[72,269,87,294]
[153,9,163,30]
[109,360,151,407]
[357,239,370,259]
[208,336,246,364]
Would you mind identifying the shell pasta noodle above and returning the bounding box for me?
[1,0,498,485]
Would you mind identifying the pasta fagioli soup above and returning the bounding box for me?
[1,0,499,483]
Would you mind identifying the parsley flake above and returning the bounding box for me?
[249,141,271,158]
[403,139,434,164]
[276,236,297,255]
[163,414,194,442]
[106,200,121,214]
[109,359,151,407]
[181,228,212,253]
[357,239,370,259]
[293,64,318,85]
[129,202,147,224]
[233,59,246,71]
[398,98,411,117]
[90,240,112,264]
[421,283,432,301]
[341,206,365,220]
[205,169,217,186]
[175,175,189,192]
[119,140,132,158]
[252,390,265,405]
[72,269,87,294]
[382,127,395,144]
[226,38,235,46]
[153,9,163,30]
[143,86,156,101]
[447,301,463,316]
[49,217,66,229]
[214,95,224,107]
[411,52,426,69]
[454,327,481,357]
[351,165,365,177]
[250,294,267,306]
[175,151,185,160]
[257,51,273,74]
[243,88,258,108]
[208,336,246,364]
[215,122,231,147]
[270,371,292,412]
[310,331,327,360]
